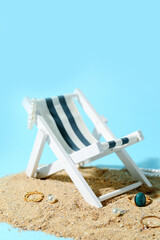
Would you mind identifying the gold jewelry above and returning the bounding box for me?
[24,191,44,202]
[127,195,152,206]
[140,216,160,229]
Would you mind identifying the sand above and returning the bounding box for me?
[0,167,160,240]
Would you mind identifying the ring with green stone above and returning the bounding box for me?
[128,192,152,207]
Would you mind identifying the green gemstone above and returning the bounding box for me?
[134,192,146,207]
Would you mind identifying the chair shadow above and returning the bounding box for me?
[43,165,159,207]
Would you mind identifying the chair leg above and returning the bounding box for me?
[116,149,152,187]
[59,155,103,208]
[26,130,48,177]
[45,136,103,207]
[35,145,102,207]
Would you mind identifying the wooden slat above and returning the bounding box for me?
[98,182,142,202]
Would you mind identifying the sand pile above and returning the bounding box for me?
[0,167,160,240]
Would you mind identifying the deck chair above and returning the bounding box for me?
[22,89,152,208]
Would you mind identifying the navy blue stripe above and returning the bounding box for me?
[58,95,91,147]
[45,98,80,151]
[121,137,129,145]
[108,141,116,149]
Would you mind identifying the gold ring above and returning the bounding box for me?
[140,216,160,229]
[127,195,152,206]
[24,191,44,202]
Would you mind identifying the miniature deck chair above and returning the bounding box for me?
[23,89,152,208]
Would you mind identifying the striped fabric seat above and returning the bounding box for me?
[36,94,134,155]
[36,94,97,154]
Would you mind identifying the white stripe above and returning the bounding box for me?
[36,99,73,154]
[52,96,86,150]
[65,95,97,144]
[115,139,123,147]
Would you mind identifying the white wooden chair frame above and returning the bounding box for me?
[23,89,152,208]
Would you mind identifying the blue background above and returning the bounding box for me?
[0,0,160,239]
